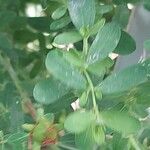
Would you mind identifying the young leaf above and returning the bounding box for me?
[64,111,95,133]
[87,23,121,64]
[33,77,69,105]
[79,91,88,107]
[52,6,67,20]
[45,49,87,90]
[54,31,82,44]
[88,18,105,36]
[50,16,71,31]
[101,111,140,135]
[87,57,114,77]
[114,31,136,55]
[33,118,50,143]
[99,64,148,95]
[93,126,105,144]
[63,49,84,67]
[68,0,95,31]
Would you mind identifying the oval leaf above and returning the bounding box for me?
[52,6,67,20]
[101,111,140,135]
[54,31,82,44]
[68,0,95,30]
[99,64,148,95]
[33,77,69,104]
[114,31,136,55]
[45,49,87,90]
[50,16,71,31]
[64,111,95,133]
[87,23,121,64]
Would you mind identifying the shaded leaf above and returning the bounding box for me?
[114,31,136,55]
[28,17,52,32]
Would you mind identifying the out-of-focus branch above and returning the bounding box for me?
[0,52,36,120]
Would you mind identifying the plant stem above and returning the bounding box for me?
[0,53,36,120]
[83,37,88,57]
[84,70,99,120]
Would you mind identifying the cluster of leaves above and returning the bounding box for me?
[0,0,150,149]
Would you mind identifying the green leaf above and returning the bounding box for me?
[79,91,88,107]
[87,23,121,64]
[45,49,87,90]
[54,31,82,44]
[50,16,71,30]
[96,4,113,14]
[68,0,95,30]
[28,17,52,32]
[114,31,136,55]
[93,126,105,145]
[144,39,150,51]
[99,64,147,95]
[32,118,49,143]
[113,5,130,29]
[87,57,114,77]
[64,111,95,133]
[33,77,69,105]
[13,29,37,44]
[63,49,84,67]
[88,18,105,36]
[52,6,67,20]
[101,111,140,135]
[44,93,76,113]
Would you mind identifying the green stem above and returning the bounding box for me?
[129,135,141,150]
[0,53,28,101]
[83,37,88,57]
[84,70,99,119]
[0,53,36,120]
